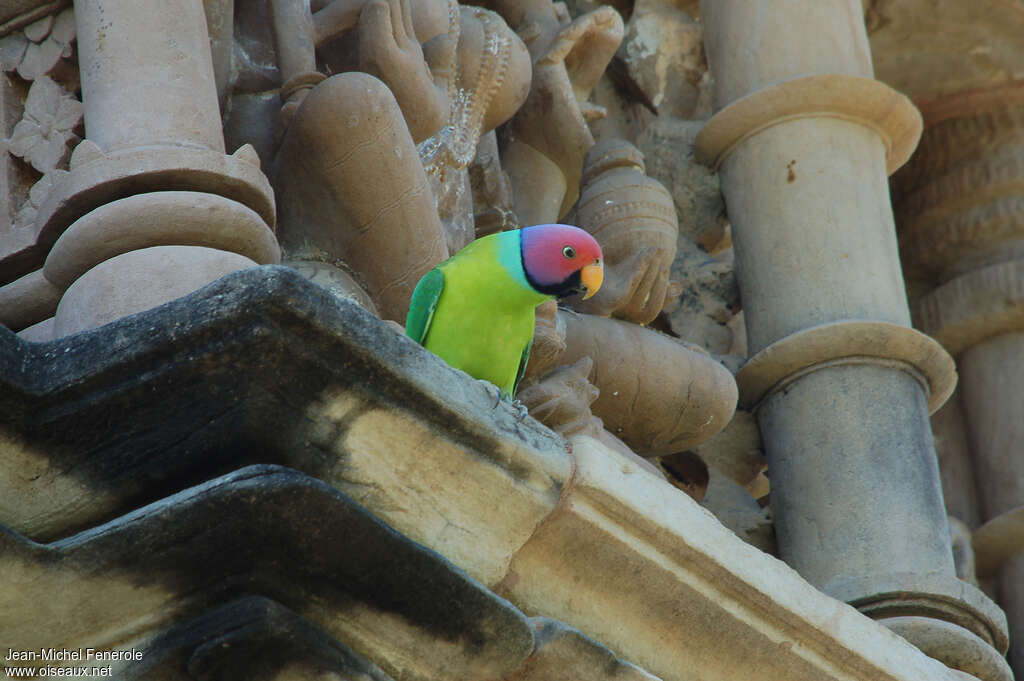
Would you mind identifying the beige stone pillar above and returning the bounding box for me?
[29,0,279,337]
[696,3,1010,680]
[897,83,1024,678]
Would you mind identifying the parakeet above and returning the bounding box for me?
[406,223,604,397]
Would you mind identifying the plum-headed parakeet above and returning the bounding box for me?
[406,224,604,397]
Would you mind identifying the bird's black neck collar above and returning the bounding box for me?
[521,237,584,299]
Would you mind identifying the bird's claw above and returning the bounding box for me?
[480,381,528,419]
[511,399,530,421]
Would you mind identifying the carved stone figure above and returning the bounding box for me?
[569,138,677,325]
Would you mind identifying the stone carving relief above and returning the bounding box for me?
[569,137,678,325]
[6,75,81,174]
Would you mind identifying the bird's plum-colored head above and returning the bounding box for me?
[520,224,604,300]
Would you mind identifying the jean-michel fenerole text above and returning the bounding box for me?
[5,649,143,662]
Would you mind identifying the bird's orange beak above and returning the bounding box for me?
[581,261,603,300]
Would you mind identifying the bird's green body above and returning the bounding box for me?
[406,230,551,396]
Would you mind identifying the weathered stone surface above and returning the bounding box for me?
[43,192,280,290]
[636,116,725,251]
[662,235,737,353]
[0,68,40,283]
[611,0,705,119]
[139,596,398,681]
[692,408,764,489]
[0,267,61,330]
[0,466,536,681]
[867,0,1024,101]
[0,266,570,588]
[496,435,971,681]
[515,618,662,681]
[700,467,774,553]
[570,138,678,326]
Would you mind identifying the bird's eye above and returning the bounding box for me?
[562,246,576,259]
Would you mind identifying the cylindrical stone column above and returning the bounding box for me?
[696,2,1009,680]
[898,83,1024,678]
[27,1,280,338]
[75,0,224,153]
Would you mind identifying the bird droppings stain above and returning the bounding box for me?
[786,160,797,183]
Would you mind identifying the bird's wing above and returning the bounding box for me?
[513,338,532,397]
[405,267,445,345]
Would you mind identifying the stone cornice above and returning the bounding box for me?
[0,267,971,681]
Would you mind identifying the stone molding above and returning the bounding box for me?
[694,74,922,175]
[736,320,956,414]
[39,142,276,246]
[880,617,1013,681]
[825,572,1008,653]
[43,192,280,290]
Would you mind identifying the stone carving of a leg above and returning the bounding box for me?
[273,72,448,322]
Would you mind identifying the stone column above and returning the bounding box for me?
[35,0,279,337]
[897,83,1024,678]
[696,3,1010,680]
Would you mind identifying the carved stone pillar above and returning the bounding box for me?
[34,0,279,337]
[696,2,1010,680]
[897,83,1024,678]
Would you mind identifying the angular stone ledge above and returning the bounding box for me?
[0,466,536,681]
[0,265,570,585]
[1,466,664,681]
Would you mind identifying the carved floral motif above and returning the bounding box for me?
[5,75,82,174]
